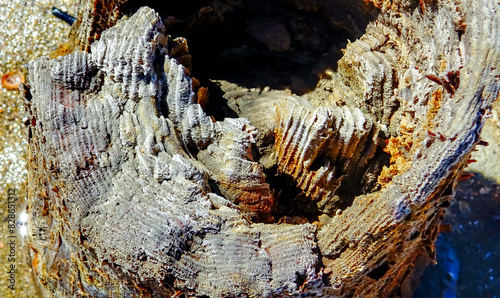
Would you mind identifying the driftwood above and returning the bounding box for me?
[24,0,499,297]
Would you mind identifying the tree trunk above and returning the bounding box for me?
[25,0,499,297]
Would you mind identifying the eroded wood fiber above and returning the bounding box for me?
[25,0,500,297]
[274,104,379,213]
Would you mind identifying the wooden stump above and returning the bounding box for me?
[24,0,499,297]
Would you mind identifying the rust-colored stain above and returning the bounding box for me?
[50,43,75,58]
[378,133,413,184]
[197,87,209,111]
[427,88,442,125]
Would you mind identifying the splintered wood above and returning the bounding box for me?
[25,0,499,297]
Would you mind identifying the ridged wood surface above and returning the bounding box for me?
[25,1,499,297]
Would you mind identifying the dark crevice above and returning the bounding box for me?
[310,152,331,172]
[208,179,223,197]
[80,232,88,244]
[264,165,311,221]
[368,261,390,280]
[250,143,261,163]
[409,230,420,241]
[153,53,169,117]
[439,200,451,208]
[200,79,239,121]
[442,182,454,197]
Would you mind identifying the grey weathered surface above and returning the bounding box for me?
[26,7,317,297]
[25,0,499,297]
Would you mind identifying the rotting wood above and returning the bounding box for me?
[25,0,499,297]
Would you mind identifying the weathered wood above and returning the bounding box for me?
[69,0,131,51]
[25,0,499,297]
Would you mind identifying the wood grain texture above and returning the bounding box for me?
[25,0,499,297]
[274,104,379,213]
[69,0,131,51]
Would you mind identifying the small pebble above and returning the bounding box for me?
[1,70,24,90]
